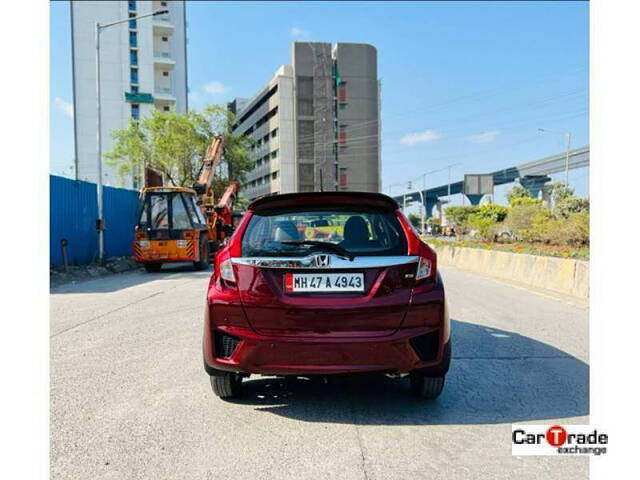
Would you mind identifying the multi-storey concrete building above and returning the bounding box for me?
[71,0,188,188]
[233,42,380,200]
[231,65,296,200]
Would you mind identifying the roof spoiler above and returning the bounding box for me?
[247,191,400,212]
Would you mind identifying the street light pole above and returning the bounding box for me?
[407,181,425,234]
[95,22,104,263]
[538,128,572,188]
[94,9,168,264]
[564,131,571,187]
[417,188,425,235]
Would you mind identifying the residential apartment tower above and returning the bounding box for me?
[71,0,188,188]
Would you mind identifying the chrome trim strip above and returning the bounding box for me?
[232,255,419,269]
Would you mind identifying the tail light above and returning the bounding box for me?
[215,247,237,284]
[396,210,437,283]
[183,231,195,240]
[414,248,436,285]
[213,211,253,285]
[219,257,235,283]
[416,256,432,280]
[135,230,147,240]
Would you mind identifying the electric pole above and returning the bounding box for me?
[538,128,572,187]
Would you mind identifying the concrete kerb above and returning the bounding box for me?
[431,245,589,300]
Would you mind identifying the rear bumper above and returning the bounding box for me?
[133,239,198,263]
[135,256,196,263]
[203,325,451,376]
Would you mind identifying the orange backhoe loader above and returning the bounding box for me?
[133,136,239,272]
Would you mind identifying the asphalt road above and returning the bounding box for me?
[51,265,589,479]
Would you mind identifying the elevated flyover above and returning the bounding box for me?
[392,145,589,217]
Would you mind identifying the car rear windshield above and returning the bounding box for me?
[241,208,407,257]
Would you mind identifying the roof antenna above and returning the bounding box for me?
[319,168,324,192]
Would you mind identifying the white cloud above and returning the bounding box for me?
[400,129,441,146]
[54,97,74,119]
[290,26,311,39]
[202,81,228,95]
[466,130,500,143]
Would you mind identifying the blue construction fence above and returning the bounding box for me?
[50,175,140,265]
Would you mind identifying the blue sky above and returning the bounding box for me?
[50,1,589,205]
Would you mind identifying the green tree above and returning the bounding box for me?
[545,181,574,203]
[444,206,479,227]
[554,197,589,219]
[105,105,254,197]
[444,205,479,238]
[233,194,250,211]
[201,105,254,183]
[106,110,209,187]
[467,204,509,241]
[506,184,531,206]
[472,204,508,223]
[504,202,548,240]
[408,213,421,229]
[543,181,589,220]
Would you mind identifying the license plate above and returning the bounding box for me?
[285,273,364,293]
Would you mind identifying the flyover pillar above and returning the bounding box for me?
[435,199,449,224]
[519,175,551,199]
[465,194,484,205]
[424,197,438,219]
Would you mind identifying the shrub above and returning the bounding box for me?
[552,211,589,245]
[520,208,553,242]
[475,204,509,222]
[468,215,499,241]
[510,197,543,207]
[554,197,589,220]
[518,210,589,246]
[504,202,548,240]
[506,184,531,206]
[465,204,509,241]
[407,213,421,229]
[444,206,479,238]
[545,181,575,207]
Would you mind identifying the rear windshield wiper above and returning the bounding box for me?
[279,240,355,261]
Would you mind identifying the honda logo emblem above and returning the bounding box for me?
[314,254,331,268]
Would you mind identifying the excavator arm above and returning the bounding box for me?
[216,182,238,212]
[193,135,224,196]
[193,135,239,246]
[214,181,239,230]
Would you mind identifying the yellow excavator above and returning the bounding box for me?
[133,136,239,272]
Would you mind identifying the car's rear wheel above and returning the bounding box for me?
[409,373,445,399]
[209,372,242,399]
[143,262,162,273]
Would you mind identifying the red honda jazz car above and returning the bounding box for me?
[202,192,451,399]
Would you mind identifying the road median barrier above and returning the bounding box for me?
[431,244,589,299]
